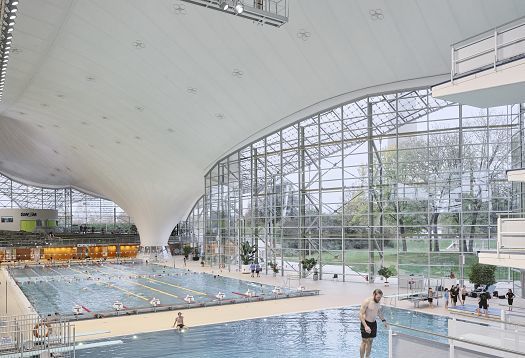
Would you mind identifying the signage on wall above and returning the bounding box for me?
[20,212,37,217]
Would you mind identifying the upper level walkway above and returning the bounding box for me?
[432,15,525,107]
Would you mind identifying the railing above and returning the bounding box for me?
[180,0,288,27]
[0,232,141,248]
[0,314,75,357]
[247,0,287,17]
[451,15,525,82]
[389,320,525,357]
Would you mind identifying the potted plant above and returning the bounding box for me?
[312,267,319,281]
[268,261,279,277]
[300,258,317,278]
[378,266,397,286]
[240,241,255,273]
[468,263,496,294]
[182,245,192,259]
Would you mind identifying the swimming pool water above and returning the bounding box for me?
[8,263,295,317]
[75,306,448,358]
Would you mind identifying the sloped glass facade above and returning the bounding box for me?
[184,89,524,281]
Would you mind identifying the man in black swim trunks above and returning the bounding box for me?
[359,289,388,358]
[477,291,489,317]
[172,312,185,331]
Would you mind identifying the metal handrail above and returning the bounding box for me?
[450,15,525,82]
[453,15,525,48]
[455,37,525,64]
[389,322,525,356]
[452,313,525,330]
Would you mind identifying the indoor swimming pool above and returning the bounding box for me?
[75,306,448,358]
[8,262,305,318]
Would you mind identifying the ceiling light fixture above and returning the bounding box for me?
[219,1,228,10]
[0,0,18,103]
[369,9,384,21]
[234,2,243,14]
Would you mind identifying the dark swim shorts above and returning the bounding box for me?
[360,320,377,339]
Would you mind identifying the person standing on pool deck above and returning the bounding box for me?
[359,289,387,358]
[506,289,515,311]
[450,285,458,307]
[460,286,468,305]
[427,287,434,308]
[456,283,463,304]
[477,291,489,317]
[250,262,256,277]
[444,288,449,309]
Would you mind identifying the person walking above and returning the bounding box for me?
[359,289,388,358]
[506,289,515,311]
[444,288,449,309]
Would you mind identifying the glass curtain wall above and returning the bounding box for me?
[173,195,205,253]
[0,173,131,232]
[186,89,524,281]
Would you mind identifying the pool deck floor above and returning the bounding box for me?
[1,258,523,342]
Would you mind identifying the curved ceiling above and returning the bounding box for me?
[0,0,524,246]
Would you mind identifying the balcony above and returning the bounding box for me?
[432,15,525,107]
[479,217,525,270]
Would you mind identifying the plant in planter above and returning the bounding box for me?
[300,258,317,277]
[240,241,256,273]
[240,241,255,265]
[378,266,397,284]
[312,266,319,281]
[468,263,496,289]
[182,245,192,259]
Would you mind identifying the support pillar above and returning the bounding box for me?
[367,101,375,283]
[521,270,525,298]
